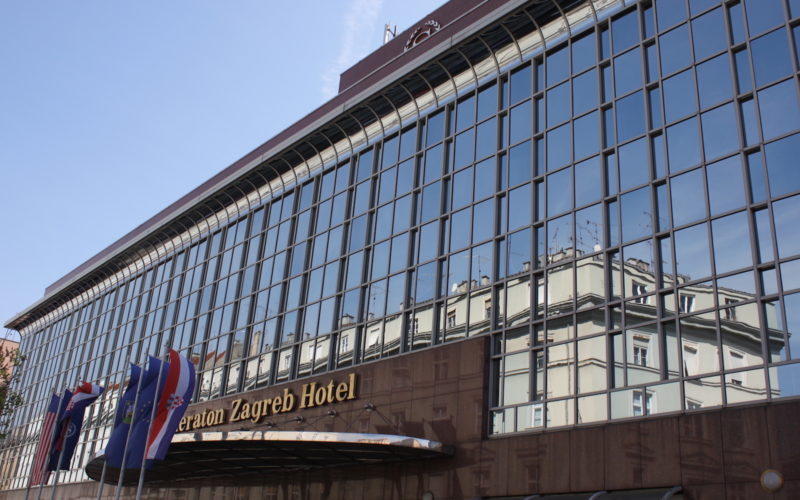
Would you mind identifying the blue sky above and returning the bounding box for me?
[0,0,442,341]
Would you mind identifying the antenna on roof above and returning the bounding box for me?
[383,24,397,44]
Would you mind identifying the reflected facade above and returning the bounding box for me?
[3,0,800,496]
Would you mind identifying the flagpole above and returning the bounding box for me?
[134,347,169,500]
[47,400,73,500]
[95,376,121,500]
[35,389,68,500]
[114,360,153,500]
[25,388,56,500]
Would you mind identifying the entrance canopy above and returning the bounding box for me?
[85,430,453,485]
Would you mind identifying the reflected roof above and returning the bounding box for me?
[85,430,453,485]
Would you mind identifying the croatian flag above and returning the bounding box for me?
[48,383,104,471]
[145,349,195,461]
[28,393,62,486]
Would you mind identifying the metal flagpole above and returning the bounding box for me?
[134,347,169,500]
[114,359,154,500]
[24,388,56,500]
[34,388,66,500]
[95,375,123,500]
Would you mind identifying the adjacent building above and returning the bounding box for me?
[3,0,800,498]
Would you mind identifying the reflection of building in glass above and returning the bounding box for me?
[3,0,800,497]
[492,253,784,433]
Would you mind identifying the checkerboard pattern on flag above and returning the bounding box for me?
[145,349,195,461]
[28,393,62,486]
[48,382,104,471]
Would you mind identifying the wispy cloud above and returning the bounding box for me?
[321,0,384,99]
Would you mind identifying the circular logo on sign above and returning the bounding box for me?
[405,20,441,51]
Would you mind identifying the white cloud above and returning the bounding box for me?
[321,0,384,99]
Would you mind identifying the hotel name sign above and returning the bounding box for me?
[178,373,358,431]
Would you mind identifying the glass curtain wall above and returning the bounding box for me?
[4,0,800,489]
[491,0,800,433]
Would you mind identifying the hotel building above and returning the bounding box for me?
[3,0,800,498]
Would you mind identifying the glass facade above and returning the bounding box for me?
[3,0,800,489]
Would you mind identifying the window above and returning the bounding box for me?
[728,350,745,385]
[723,298,739,320]
[683,343,698,375]
[339,335,350,353]
[686,399,702,410]
[367,328,381,347]
[679,293,695,313]
[447,310,457,328]
[531,403,544,428]
[633,343,648,366]
[484,298,492,320]
[632,282,648,303]
[632,389,653,416]
[408,318,419,336]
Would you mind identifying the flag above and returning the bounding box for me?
[48,383,104,471]
[145,349,196,461]
[103,363,143,468]
[107,356,168,469]
[113,364,141,428]
[28,394,61,486]
[40,389,71,475]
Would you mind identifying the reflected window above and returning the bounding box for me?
[667,118,701,172]
[675,223,711,280]
[616,91,646,141]
[547,82,570,127]
[679,294,695,313]
[632,389,653,416]
[700,104,739,160]
[696,54,732,109]
[692,8,726,60]
[671,168,706,226]
[707,156,745,215]
[663,70,697,123]
[657,0,687,31]
[614,47,642,96]
[751,29,792,87]
[547,124,571,170]
[659,25,692,75]
[572,33,596,73]
[758,80,800,141]
[612,10,639,54]
[573,69,598,115]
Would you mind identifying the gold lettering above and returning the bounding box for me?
[325,380,336,404]
[335,382,348,401]
[212,408,225,426]
[230,398,243,422]
[193,413,202,430]
[283,388,296,412]
[178,417,187,432]
[240,402,251,421]
[250,400,263,423]
[300,382,316,409]
[314,386,327,406]
[347,372,357,400]
[272,395,283,414]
